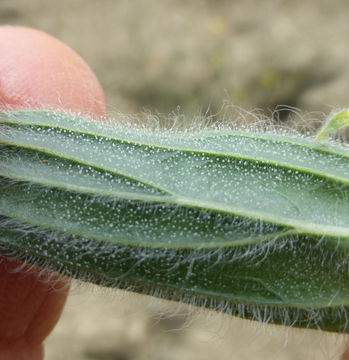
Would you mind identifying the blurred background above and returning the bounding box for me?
[3,0,349,118]
[1,0,349,359]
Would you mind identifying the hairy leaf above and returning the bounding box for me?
[0,110,349,332]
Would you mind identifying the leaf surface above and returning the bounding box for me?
[1,110,349,332]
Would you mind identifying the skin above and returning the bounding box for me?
[0,26,106,359]
[343,346,349,360]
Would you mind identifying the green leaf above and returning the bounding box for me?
[1,110,349,333]
[316,109,349,141]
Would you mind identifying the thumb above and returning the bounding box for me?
[0,26,107,359]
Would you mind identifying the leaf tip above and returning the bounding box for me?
[316,109,349,141]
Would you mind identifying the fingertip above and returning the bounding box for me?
[0,26,107,116]
[0,26,107,357]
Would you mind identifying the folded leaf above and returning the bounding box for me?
[0,110,349,332]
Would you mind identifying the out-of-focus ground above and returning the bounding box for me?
[1,0,349,359]
[3,0,349,117]
[45,286,347,360]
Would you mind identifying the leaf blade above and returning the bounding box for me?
[1,110,349,332]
